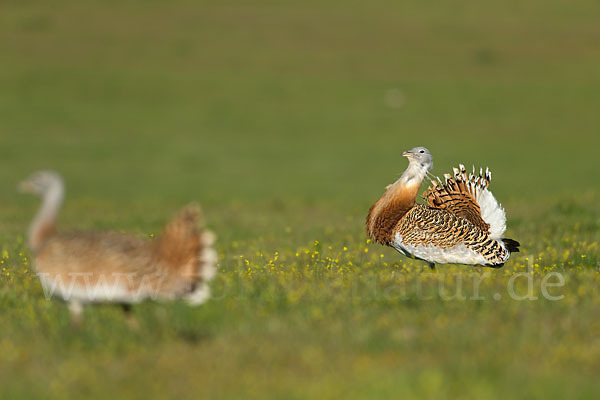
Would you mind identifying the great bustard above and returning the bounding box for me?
[366,147,519,269]
[19,171,217,325]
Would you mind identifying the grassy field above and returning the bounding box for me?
[1,0,599,398]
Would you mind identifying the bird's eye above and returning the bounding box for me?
[419,150,424,154]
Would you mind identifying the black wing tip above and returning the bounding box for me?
[502,238,520,253]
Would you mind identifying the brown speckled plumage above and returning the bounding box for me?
[366,147,519,268]
[396,205,508,265]
[423,165,491,232]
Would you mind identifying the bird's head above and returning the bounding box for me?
[402,146,433,172]
[19,170,63,196]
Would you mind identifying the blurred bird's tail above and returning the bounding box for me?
[154,204,217,302]
[197,229,217,283]
[155,204,203,265]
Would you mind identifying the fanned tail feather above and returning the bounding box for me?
[198,229,217,282]
[154,203,217,288]
[424,164,507,239]
[154,204,203,267]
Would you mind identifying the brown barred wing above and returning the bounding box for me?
[464,235,509,266]
[396,205,509,266]
[396,205,474,248]
[423,165,491,233]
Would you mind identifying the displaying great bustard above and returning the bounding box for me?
[366,147,519,269]
[19,171,217,325]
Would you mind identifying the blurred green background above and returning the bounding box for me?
[1,1,599,399]
[1,0,598,206]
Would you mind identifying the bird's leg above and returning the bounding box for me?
[120,303,139,331]
[427,262,435,271]
[68,300,83,330]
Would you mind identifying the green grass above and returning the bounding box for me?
[1,0,599,398]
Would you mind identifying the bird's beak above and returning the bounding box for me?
[402,151,411,158]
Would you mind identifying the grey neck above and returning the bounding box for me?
[388,161,430,194]
[29,178,64,250]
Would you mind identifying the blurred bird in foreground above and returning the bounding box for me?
[19,171,217,326]
[366,147,519,269]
